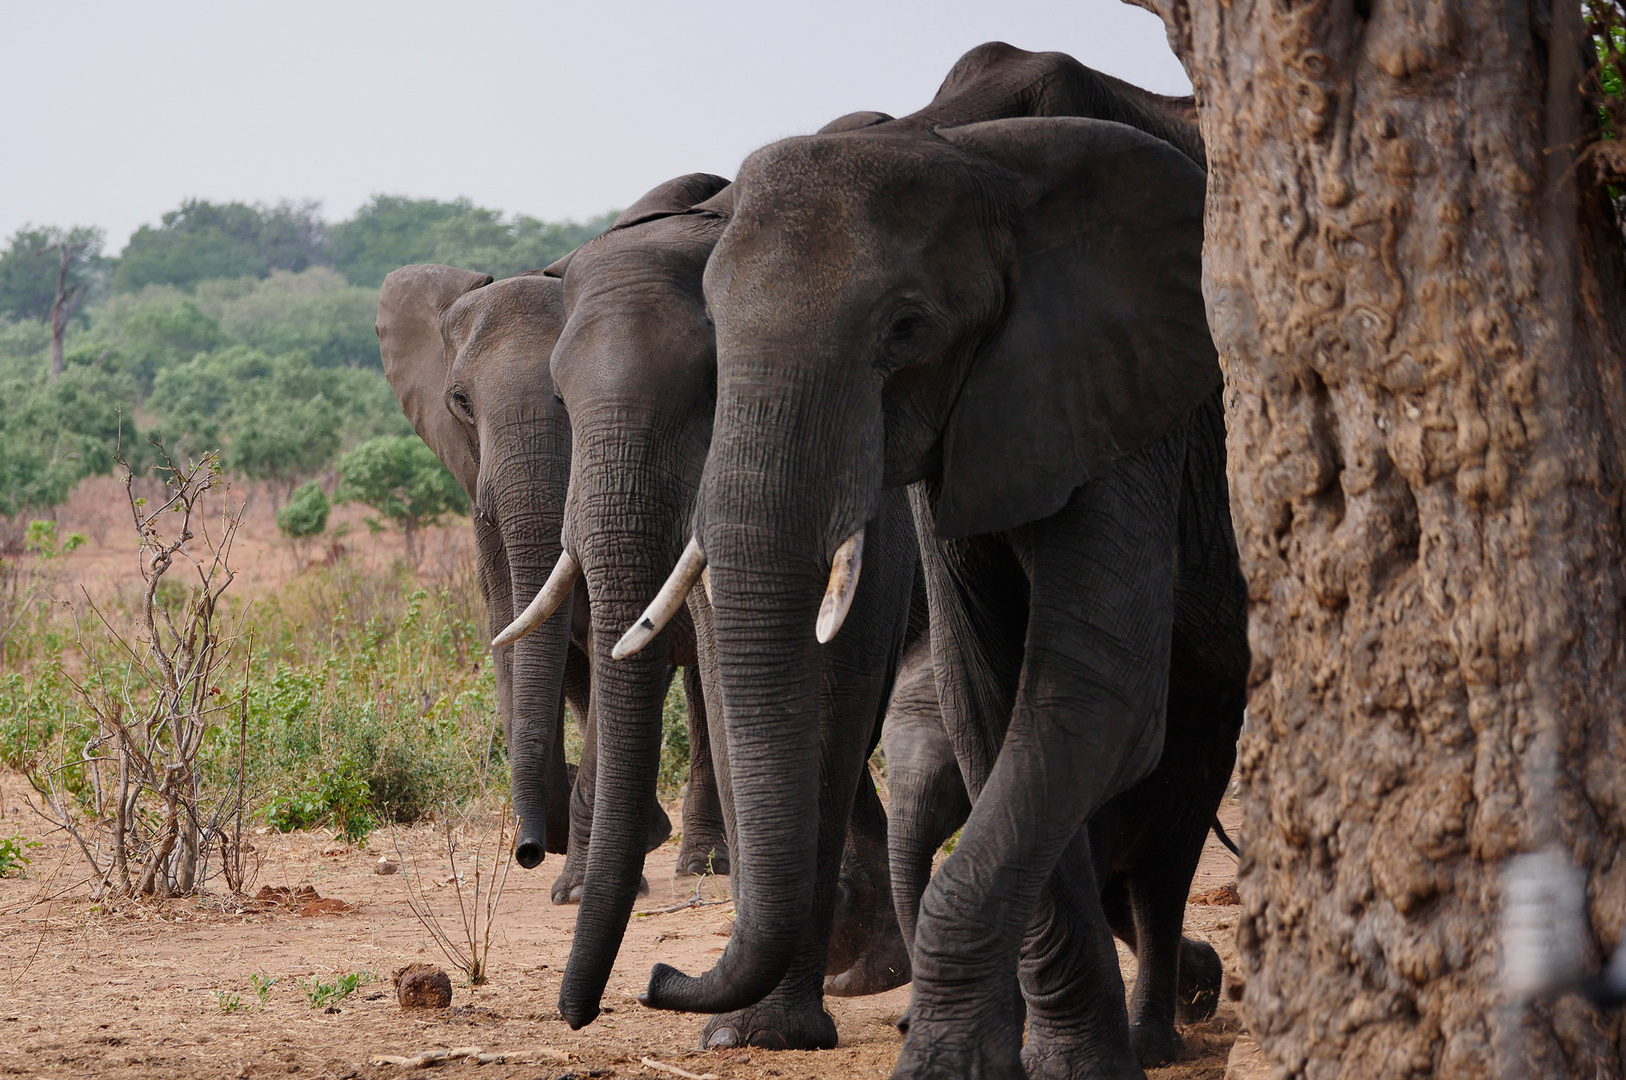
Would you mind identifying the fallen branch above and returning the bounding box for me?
[633,896,732,918]
[641,1057,718,1080]
[370,1045,570,1068]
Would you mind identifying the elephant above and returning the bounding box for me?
[492,173,919,1050]
[376,267,728,904]
[634,45,1249,1080]
[879,635,1231,1061]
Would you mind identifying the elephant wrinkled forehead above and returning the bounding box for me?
[715,132,997,298]
[443,274,564,377]
[562,213,721,308]
[734,133,986,239]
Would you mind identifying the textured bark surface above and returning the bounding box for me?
[1130,1,1626,1076]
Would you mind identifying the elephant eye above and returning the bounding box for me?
[888,314,921,343]
[878,310,930,367]
[448,388,476,426]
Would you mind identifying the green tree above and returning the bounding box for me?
[205,268,381,369]
[327,196,475,288]
[329,194,618,286]
[83,287,227,395]
[336,436,469,566]
[113,200,328,294]
[227,394,341,504]
[0,225,107,323]
[0,364,132,539]
[277,479,330,563]
[277,479,330,540]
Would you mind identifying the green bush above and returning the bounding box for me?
[0,832,39,877]
[265,758,377,844]
[337,436,469,564]
[278,480,330,540]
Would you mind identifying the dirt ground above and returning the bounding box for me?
[8,481,1252,1078]
[47,475,477,601]
[0,775,1245,1080]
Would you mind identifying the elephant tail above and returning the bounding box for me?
[1212,817,1240,858]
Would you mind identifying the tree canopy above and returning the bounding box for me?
[0,193,613,528]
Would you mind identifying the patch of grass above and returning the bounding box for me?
[0,832,39,877]
[250,974,277,1008]
[2,553,502,843]
[299,970,375,1009]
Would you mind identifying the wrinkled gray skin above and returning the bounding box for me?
[642,43,1249,1080]
[543,175,915,1050]
[880,636,1231,1067]
[376,269,726,904]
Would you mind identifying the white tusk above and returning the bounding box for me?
[816,529,864,644]
[492,550,580,648]
[613,538,706,660]
[701,566,712,605]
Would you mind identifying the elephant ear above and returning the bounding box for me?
[818,110,894,133]
[611,172,732,230]
[377,264,493,497]
[543,172,732,278]
[932,116,1217,539]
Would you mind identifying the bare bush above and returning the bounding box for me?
[26,444,255,900]
[392,802,512,985]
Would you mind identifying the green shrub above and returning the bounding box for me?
[264,758,378,844]
[0,832,39,877]
[278,480,330,540]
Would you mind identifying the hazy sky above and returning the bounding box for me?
[2,1,1188,253]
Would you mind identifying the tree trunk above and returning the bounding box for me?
[1131,1,1626,1076]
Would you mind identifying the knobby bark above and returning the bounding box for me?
[1130,1,1626,1076]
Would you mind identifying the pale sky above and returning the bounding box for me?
[1,1,1189,253]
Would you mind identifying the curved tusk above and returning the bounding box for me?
[816,529,864,644]
[613,538,706,660]
[492,550,580,648]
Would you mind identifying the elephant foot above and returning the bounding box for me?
[1023,1008,1145,1080]
[1020,1034,1146,1080]
[1174,937,1222,1023]
[1127,1020,1183,1070]
[891,1029,1024,1080]
[551,871,649,905]
[823,924,910,997]
[675,835,730,877]
[700,1000,836,1051]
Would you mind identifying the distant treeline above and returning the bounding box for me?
[0,197,616,532]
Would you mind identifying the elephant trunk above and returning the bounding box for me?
[481,427,572,870]
[641,524,827,1015]
[557,530,687,1029]
[505,533,572,869]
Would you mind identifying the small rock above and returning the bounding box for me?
[393,963,452,1009]
[374,858,399,876]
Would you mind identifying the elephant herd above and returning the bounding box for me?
[375,42,1249,1080]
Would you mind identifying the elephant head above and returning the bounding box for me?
[377,266,573,869]
[638,110,1217,1013]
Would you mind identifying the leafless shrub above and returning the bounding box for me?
[26,442,255,901]
[391,800,512,986]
